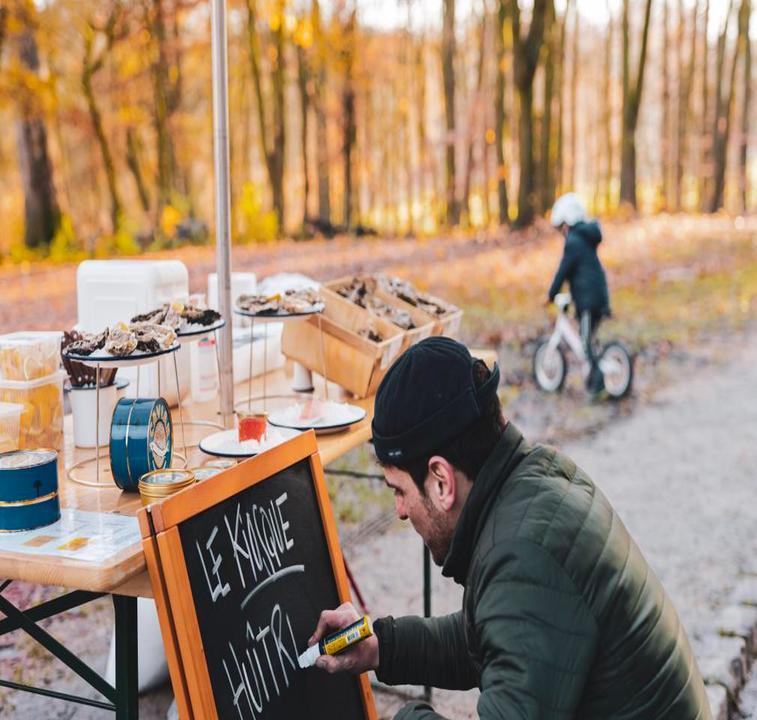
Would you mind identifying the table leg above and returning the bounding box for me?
[423,543,432,702]
[173,351,188,462]
[113,595,139,720]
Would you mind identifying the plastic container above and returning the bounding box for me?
[76,259,190,405]
[190,334,218,402]
[0,372,65,451]
[0,331,63,381]
[0,402,23,454]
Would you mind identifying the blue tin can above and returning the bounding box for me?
[109,398,172,492]
[0,450,60,532]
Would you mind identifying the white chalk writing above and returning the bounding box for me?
[196,526,231,603]
[222,602,299,720]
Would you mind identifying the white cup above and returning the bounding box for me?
[69,383,118,448]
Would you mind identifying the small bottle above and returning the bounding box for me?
[191,334,218,402]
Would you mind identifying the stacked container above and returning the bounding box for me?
[0,332,65,452]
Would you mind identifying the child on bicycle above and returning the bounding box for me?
[548,193,610,396]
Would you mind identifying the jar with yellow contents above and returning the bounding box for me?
[0,372,65,452]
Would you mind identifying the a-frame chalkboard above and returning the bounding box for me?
[139,431,377,720]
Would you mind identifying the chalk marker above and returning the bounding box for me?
[298,616,373,669]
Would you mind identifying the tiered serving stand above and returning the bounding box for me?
[232,304,328,415]
[64,318,225,488]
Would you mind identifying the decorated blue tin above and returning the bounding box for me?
[0,449,60,532]
[109,398,172,492]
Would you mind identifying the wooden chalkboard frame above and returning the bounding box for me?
[138,430,377,720]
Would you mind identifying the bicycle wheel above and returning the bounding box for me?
[599,341,633,398]
[532,340,567,393]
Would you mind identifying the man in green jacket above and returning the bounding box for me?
[307,337,711,719]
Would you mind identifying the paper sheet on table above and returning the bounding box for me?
[0,509,140,563]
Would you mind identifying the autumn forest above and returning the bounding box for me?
[0,0,753,261]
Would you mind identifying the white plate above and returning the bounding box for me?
[64,343,180,369]
[199,427,301,458]
[267,401,367,434]
[176,318,226,344]
[233,305,324,322]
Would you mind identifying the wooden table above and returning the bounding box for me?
[0,368,374,718]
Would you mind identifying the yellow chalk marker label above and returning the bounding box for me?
[298,616,373,668]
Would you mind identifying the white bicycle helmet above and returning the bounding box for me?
[550,193,587,227]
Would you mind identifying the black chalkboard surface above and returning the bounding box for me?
[139,432,376,720]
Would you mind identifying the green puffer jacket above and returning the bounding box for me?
[373,423,710,719]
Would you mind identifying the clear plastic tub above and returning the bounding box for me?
[0,331,63,381]
[0,372,65,451]
[0,402,23,453]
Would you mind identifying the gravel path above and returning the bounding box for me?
[346,330,757,718]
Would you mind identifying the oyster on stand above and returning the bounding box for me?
[65,329,109,357]
[237,288,323,315]
[131,302,219,330]
[131,322,177,353]
[105,323,138,357]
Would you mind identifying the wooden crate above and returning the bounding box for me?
[373,275,463,337]
[322,278,435,351]
[281,292,404,398]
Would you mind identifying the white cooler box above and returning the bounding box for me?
[76,260,190,406]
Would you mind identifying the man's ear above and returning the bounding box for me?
[426,457,456,511]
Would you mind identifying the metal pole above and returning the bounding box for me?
[211,0,234,428]
[423,544,432,702]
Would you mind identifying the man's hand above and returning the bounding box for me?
[307,602,379,675]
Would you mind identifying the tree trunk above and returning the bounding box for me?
[707,0,735,211]
[245,0,286,233]
[699,0,711,209]
[511,0,550,227]
[341,9,357,229]
[126,128,151,213]
[81,21,122,234]
[555,0,570,195]
[296,43,310,228]
[404,1,415,234]
[463,6,488,225]
[416,39,430,221]
[539,0,557,213]
[737,0,751,212]
[15,18,60,249]
[674,0,698,211]
[660,0,670,209]
[312,0,331,225]
[568,1,578,188]
[149,0,179,214]
[603,0,615,211]
[619,0,654,209]
[442,0,460,226]
[495,0,510,224]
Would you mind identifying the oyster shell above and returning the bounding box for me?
[130,322,176,352]
[237,288,323,315]
[378,275,457,316]
[180,305,221,326]
[65,329,109,357]
[358,325,384,343]
[105,324,138,357]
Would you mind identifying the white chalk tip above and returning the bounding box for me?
[298,645,320,669]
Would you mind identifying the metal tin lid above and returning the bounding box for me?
[202,458,237,470]
[139,469,194,487]
[0,449,57,471]
[190,466,222,482]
